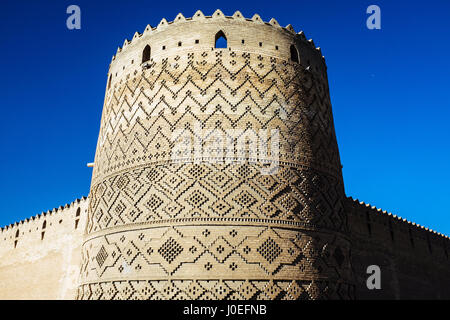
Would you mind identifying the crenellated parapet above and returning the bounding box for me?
[346,196,450,299]
[104,9,328,94]
[112,10,324,59]
[0,196,89,250]
[0,197,89,299]
[346,196,449,260]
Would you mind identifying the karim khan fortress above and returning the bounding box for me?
[0,10,449,300]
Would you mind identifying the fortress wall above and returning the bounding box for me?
[2,10,449,300]
[0,197,88,300]
[346,197,450,299]
[2,194,449,300]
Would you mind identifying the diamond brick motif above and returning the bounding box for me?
[81,35,354,300]
[206,170,232,190]
[158,237,183,264]
[186,164,210,179]
[261,281,282,300]
[120,241,140,265]
[186,189,208,208]
[257,175,278,190]
[213,281,231,299]
[145,194,163,211]
[232,189,257,208]
[257,237,282,263]
[186,281,205,300]
[115,175,130,190]
[163,201,184,218]
[211,199,233,216]
[239,281,258,299]
[133,281,155,299]
[112,200,127,216]
[163,172,184,190]
[96,246,108,268]
[209,237,233,263]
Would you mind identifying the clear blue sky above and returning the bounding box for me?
[0,0,449,234]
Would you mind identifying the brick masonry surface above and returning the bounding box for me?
[0,10,448,300]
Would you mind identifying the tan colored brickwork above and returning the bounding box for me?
[0,9,449,300]
[0,197,88,299]
[78,10,354,300]
[1,195,448,299]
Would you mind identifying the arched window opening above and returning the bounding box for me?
[76,208,81,217]
[290,45,299,63]
[107,74,112,89]
[142,45,151,63]
[215,31,227,49]
[15,229,19,238]
[42,221,47,229]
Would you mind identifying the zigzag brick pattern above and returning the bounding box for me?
[79,10,355,300]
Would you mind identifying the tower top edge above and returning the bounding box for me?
[111,9,323,62]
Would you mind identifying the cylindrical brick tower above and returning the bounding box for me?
[78,9,355,300]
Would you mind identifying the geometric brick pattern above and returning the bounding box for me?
[87,163,347,233]
[92,50,342,190]
[80,16,355,299]
[80,225,354,299]
[77,279,355,300]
